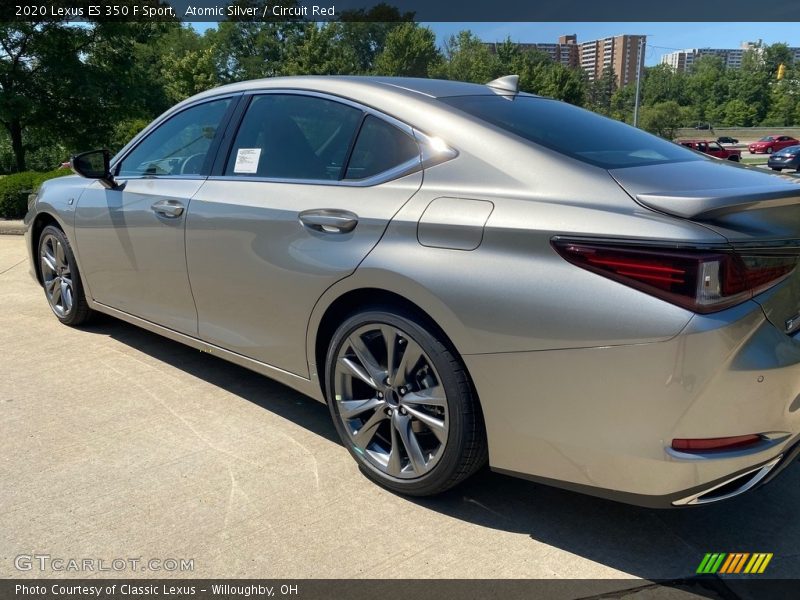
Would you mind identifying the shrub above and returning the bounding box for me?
[0,168,72,219]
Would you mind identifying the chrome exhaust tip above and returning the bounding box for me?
[672,455,783,506]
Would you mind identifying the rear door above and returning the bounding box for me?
[185,92,423,376]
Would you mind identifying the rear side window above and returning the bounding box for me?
[441,96,702,169]
[117,98,232,177]
[344,116,420,180]
[225,94,361,180]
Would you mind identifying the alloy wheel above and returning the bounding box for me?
[333,323,449,479]
[40,233,73,318]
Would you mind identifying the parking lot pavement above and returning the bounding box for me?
[2,234,799,586]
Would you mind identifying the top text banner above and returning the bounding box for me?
[6,0,800,21]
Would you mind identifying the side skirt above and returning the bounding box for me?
[87,299,326,403]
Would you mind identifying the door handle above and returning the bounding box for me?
[299,209,358,234]
[151,199,185,218]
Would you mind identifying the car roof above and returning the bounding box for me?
[190,76,528,102]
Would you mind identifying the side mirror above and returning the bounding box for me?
[71,149,117,189]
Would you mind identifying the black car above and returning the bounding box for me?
[767,144,800,172]
[717,136,739,144]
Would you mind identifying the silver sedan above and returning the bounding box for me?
[25,75,800,506]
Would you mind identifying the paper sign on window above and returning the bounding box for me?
[234,148,261,174]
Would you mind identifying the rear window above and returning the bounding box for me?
[440,95,702,169]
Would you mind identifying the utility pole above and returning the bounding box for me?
[633,36,644,127]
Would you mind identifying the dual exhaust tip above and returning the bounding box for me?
[672,455,783,506]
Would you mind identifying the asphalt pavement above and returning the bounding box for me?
[1,235,799,593]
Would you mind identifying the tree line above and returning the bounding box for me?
[2,8,799,173]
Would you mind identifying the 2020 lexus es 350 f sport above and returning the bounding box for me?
[25,76,800,507]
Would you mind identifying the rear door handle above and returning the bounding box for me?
[151,199,185,218]
[299,209,358,234]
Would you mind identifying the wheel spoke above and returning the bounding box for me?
[61,280,72,312]
[401,385,446,407]
[55,240,67,269]
[51,277,62,305]
[44,277,57,294]
[381,325,397,384]
[394,337,423,388]
[348,333,386,385]
[352,408,387,449]
[386,423,403,476]
[403,405,447,443]
[338,356,378,389]
[41,252,57,273]
[394,414,427,474]
[339,397,384,420]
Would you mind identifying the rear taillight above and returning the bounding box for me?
[552,240,798,314]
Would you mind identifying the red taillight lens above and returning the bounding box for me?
[672,435,761,452]
[552,240,798,314]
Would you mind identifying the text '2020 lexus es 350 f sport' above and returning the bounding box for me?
[25,75,800,507]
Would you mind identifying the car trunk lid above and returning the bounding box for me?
[610,160,800,334]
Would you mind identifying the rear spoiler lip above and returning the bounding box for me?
[636,186,800,220]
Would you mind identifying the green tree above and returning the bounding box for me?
[282,23,360,75]
[435,31,500,83]
[639,100,683,138]
[373,23,441,77]
[586,68,616,116]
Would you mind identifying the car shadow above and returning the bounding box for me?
[83,314,800,585]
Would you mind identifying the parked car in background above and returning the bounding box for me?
[749,135,799,154]
[717,136,739,145]
[24,75,800,507]
[678,139,741,161]
[767,144,800,172]
[694,122,712,130]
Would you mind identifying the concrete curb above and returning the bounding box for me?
[0,220,25,235]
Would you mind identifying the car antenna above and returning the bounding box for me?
[486,75,519,94]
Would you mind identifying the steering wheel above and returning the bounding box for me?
[180,153,206,175]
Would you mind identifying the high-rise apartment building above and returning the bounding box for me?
[484,34,646,88]
[661,42,800,72]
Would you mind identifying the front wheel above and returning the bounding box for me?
[766,147,774,154]
[772,167,782,172]
[326,310,487,496]
[38,225,93,326]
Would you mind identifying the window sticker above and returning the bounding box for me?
[233,148,261,174]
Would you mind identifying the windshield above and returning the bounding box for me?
[441,95,702,169]
[777,145,800,154]
[759,136,776,142]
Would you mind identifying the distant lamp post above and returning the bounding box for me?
[633,37,644,127]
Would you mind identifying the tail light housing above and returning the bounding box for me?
[552,240,798,314]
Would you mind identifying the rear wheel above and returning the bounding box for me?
[772,167,782,171]
[326,309,487,496]
[38,225,92,326]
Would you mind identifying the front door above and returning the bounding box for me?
[74,97,234,334]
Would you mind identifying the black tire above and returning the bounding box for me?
[767,147,774,154]
[771,167,782,172]
[37,225,93,326]
[325,308,487,496]
[727,156,740,162]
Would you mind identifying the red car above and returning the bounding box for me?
[678,139,741,161]
[748,135,799,154]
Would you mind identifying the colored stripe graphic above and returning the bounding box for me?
[697,552,773,574]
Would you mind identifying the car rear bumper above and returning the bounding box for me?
[465,298,800,507]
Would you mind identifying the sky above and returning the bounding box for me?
[437,23,800,66]
[192,21,800,66]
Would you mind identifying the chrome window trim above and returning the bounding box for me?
[210,88,456,188]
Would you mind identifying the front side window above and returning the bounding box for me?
[225,94,362,180]
[117,98,232,177]
[344,115,420,180]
